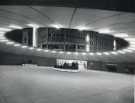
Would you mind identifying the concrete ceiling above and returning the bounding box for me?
[0,6,135,63]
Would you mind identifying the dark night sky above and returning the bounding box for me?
[0,0,135,13]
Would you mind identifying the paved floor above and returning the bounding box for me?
[0,66,134,103]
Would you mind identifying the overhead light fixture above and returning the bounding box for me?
[114,33,128,38]
[89,53,94,55]
[50,24,62,29]
[36,48,42,51]
[29,47,34,50]
[9,24,23,29]
[0,31,6,34]
[103,52,110,55]
[0,39,8,42]
[98,28,113,34]
[96,52,102,55]
[118,50,126,54]
[6,41,14,45]
[21,45,28,48]
[124,49,133,53]
[124,38,135,41]
[44,49,49,52]
[111,52,117,55]
[51,50,56,53]
[74,52,79,55]
[82,52,86,55]
[14,44,21,47]
[27,24,39,28]
[0,28,12,31]
[76,26,90,31]
[67,52,71,55]
[59,51,64,54]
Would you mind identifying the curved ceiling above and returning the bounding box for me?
[0,6,135,63]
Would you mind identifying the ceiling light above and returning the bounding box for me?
[74,52,79,55]
[76,26,90,31]
[0,39,8,42]
[82,52,86,55]
[103,52,110,55]
[124,49,133,53]
[89,53,94,55]
[114,33,128,38]
[67,52,71,55]
[0,28,12,31]
[96,52,102,55]
[36,48,42,51]
[27,24,39,28]
[111,52,117,55]
[44,49,49,52]
[21,45,28,48]
[29,47,34,50]
[59,51,64,54]
[118,50,126,54]
[6,41,14,45]
[9,24,23,29]
[14,44,21,47]
[51,50,56,53]
[50,24,62,29]
[98,28,113,34]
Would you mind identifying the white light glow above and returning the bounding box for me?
[82,52,86,55]
[9,24,22,29]
[0,28,12,31]
[14,44,21,47]
[59,51,64,54]
[6,41,14,45]
[96,52,102,55]
[74,52,79,55]
[103,52,110,55]
[76,26,90,31]
[89,53,94,55]
[98,28,113,33]
[114,33,128,38]
[0,31,6,34]
[44,49,49,52]
[37,48,42,51]
[118,50,126,54]
[67,52,71,55]
[21,45,28,48]
[0,39,8,42]
[50,24,62,29]
[27,24,39,28]
[29,47,34,50]
[124,49,133,53]
[111,52,117,55]
[51,50,56,53]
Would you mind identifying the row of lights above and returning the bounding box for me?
[0,24,134,57]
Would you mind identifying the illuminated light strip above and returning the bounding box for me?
[114,33,128,38]
[0,28,12,31]
[111,52,118,55]
[118,50,126,54]
[89,53,94,55]
[67,52,71,55]
[29,47,34,50]
[123,49,133,53]
[51,50,57,53]
[14,44,21,47]
[50,24,62,29]
[59,51,64,54]
[9,25,23,29]
[21,45,28,48]
[103,52,110,55]
[6,41,14,45]
[82,52,86,55]
[98,28,113,33]
[44,49,49,52]
[0,31,6,33]
[74,52,79,55]
[96,52,102,55]
[36,48,42,51]
[0,39,8,42]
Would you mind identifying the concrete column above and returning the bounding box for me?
[33,27,38,48]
